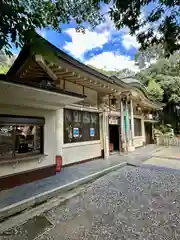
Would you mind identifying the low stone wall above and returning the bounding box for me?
[157,136,180,146]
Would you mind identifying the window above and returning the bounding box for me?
[134,118,142,136]
[0,115,44,160]
[64,109,100,143]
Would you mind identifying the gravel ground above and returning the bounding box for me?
[2,164,180,240]
[37,165,180,240]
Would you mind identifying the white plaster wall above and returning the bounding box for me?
[0,104,57,177]
[62,141,101,165]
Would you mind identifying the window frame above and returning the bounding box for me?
[0,115,45,160]
[64,109,100,144]
[134,118,142,136]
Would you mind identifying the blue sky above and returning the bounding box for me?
[16,2,159,72]
[10,1,177,72]
[38,17,140,72]
[35,2,145,73]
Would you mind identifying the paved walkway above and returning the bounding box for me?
[0,145,159,209]
[143,146,180,170]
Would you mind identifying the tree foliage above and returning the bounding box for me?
[135,44,165,69]
[88,65,135,77]
[147,78,164,102]
[136,51,180,130]
[0,50,15,66]
[0,0,179,56]
[0,50,15,73]
[0,64,9,74]
[137,51,180,104]
[110,0,180,56]
[0,0,107,56]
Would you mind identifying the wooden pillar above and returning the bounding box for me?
[130,99,135,146]
[56,109,64,157]
[33,126,37,150]
[103,111,109,159]
[125,99,130,142]
[120,98,126,151]
[125,98,132,151]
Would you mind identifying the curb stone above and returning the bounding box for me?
[0,161,126,221]
[0,189,83,233]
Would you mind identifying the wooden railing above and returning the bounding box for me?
[156,136,180,146]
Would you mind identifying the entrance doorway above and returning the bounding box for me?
[109,125,120,153]
[145,122,153,144]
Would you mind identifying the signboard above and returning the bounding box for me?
[109,117,118,125]
[90,128,95,137]
[73,128,79,137]
[148,114,153,120]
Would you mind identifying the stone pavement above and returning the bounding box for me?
[0,144,159,210]
[143,146,180,170]
[3,165,180,239]
[126,144,161,166]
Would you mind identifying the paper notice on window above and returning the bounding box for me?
[73,128,79,137]
[90,128,95,137]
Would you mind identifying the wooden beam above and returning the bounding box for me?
[35,55,57,81]
[63,76,83,81]
[28,66,46,73]
[56,72,76,77]
[74,80,90,84]
[15,58,34,78]
[22,72,47,77]
[68,77,90,83]
[21,76,51,81]
[53,71,68,77]
[51,66,68,74]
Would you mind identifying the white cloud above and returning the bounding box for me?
[85,52,139,72]
[95,15,140,51]
[64,28,110,60]
[95,16,114,33]
[94,3,115,33]
[63,6,142,70]
[121,33,140,50]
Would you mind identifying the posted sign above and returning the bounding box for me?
[73,128,79,137]
[90,128,95,137]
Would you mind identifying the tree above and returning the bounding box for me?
[0,0,106,56]
[88,65,135,77]
[147,78,164,102]
[0,50,15,66]
[0,50,15,73]
[137,52,180,102]
[1,0,179,56]
[134,44,165,69]
[110,0,180,56]
[0,64,9,74]
[136,51,180,130]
